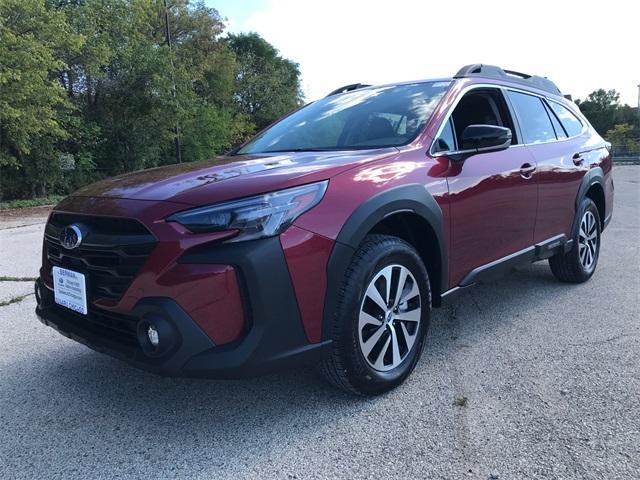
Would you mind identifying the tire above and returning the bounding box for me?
[318,234,431,395]
[549,197,601,283]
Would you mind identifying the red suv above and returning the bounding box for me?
[36,64,613,395]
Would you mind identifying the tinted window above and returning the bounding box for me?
[507,91,556,144]
[544,102,567,139]
[237,82,450,154]
[450,89,519,145]
[548,101,584,137]
[434,118,456,152]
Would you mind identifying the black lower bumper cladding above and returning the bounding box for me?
[35,236,330,377]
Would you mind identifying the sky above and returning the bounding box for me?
[207,0,640,106]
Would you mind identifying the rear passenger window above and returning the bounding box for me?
[544,102,567,139]
[507,91,556,144]
[548,101,584,137]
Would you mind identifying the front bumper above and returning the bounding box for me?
[35,236,331,377]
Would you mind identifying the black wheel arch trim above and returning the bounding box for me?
[323,183,447,340]
[574,166,605,231]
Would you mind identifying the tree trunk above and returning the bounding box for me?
[67,70,74,98]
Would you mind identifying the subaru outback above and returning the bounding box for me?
[35,64,614,395]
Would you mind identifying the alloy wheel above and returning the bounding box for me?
[358,264,422,372]
[578,210,598,270]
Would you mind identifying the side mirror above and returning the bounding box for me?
[461,125,512,151]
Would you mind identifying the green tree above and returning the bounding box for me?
[228,32,304,130]
[576,89,640,157]
[0,0,81,198]
[613,104,640,134]
[0,0,303,200]
[164,1,255,161]
[575,89,622,135]
[606,124,640,156]
[55,0,255,173]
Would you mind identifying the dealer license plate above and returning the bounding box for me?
[52,266,88,315]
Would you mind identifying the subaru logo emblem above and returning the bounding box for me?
[60,224,83,250]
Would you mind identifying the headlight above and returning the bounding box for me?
[167,181,328,242]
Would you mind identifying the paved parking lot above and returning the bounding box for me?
[0,166,638,479]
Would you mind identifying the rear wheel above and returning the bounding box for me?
[319,234,431,395]
[549,197,601,283]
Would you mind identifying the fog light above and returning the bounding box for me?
[147,325,160,347]
[137,316,176,357]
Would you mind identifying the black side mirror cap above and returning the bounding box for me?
[461,125,512,151]
[444,125,512,162]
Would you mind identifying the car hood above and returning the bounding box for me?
[71,149,398,206]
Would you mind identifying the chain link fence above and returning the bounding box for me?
[610,138,640,163]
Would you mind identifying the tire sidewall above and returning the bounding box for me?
[340,240,431,393]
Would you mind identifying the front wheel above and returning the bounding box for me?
[318,234,431,395]
[549,197,601,283]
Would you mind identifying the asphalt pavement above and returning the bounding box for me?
[0,166,638,479]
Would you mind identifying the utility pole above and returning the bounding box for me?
[164,0,182,164]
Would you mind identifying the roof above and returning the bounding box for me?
[453,64,562,96]
[326,64,563,98]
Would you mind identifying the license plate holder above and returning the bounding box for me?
[52,266,88,315]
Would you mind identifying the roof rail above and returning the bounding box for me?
[454,64,562,96]
[326,83,371,97]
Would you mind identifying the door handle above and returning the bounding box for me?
[520,163,536,179]
[573,152,584,165]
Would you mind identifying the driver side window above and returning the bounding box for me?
[434,88,517,152]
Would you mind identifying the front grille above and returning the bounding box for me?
[44,213,157,302]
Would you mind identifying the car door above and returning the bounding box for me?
[432,87,539,287]
[523,97,590,242]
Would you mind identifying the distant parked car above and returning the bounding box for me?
[36,64,613,395]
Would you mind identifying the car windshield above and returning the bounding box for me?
[236,81,450,155]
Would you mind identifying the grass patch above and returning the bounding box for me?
[0,276,38,282]
[0,195,64,210]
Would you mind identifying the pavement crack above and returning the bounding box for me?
[0,222,44,230]
[439,302,479,474]
[568,333,637,347]
[0,292,34,307]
